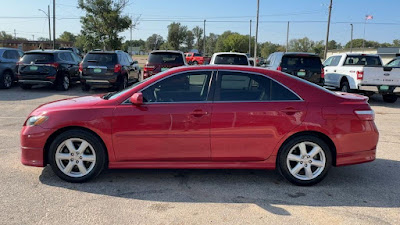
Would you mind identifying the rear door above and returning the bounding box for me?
[280,55,323,84]
[323,55,341,87]
[210,70,307,161]
[82,53,117,77]
[1,50,20,74]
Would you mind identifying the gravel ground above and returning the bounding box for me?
[0,84,399,225]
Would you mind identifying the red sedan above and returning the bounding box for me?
[21,65,379,185]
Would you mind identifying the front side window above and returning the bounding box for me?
[142,71,212,103]
[216,71,300,101]
[387,59,400,67]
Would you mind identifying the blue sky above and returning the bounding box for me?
[1,0,400,45]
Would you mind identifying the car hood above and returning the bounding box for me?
[31,95,106,115]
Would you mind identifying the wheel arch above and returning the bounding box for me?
[276,130,337,166]
[43,126,109,166]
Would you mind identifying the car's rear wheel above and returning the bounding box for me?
[278,135,332,186]
[0,71,13,89]
[193,61,198,65]
[19,84,32,90]
[382,94,398,103]
[48,129,106,183]
[340,81,350,93]
[117,76,128,91]
[56,74,70,91]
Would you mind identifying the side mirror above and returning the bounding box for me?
[130,93,143,105]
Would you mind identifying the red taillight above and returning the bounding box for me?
[144,65,155,72]
[114,64,122,73]
[321,68,325,78]
[44,62,59,68]
[277,66,282,71]
[356,71,364,80]
[79,63,83,72]
[354,110,374,121]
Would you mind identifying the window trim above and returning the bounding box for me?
[121,69,216,105]
[213,69,303,103]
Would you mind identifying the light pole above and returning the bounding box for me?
[53,0,56,49]
[324,0,333,60]
[38,5,51,47]
[286,21,290,52]
[350,24,353,52]
[254,0,260,67]
[249,20,252,56]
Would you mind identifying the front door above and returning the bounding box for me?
[112,70,214,161]
[210,71,307,161]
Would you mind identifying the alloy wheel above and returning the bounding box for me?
[4,73,12,88]
[63,76,70,90]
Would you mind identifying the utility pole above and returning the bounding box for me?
[53,0,56,49]
[249,20,252,56]
[130,16,133,42]
[39,5,52,48]
[254,0,260,67]
[350,24,353,53]
[14,29,16,39]
[203,19,206,55]
[324,0,333,60]
[286,21,290,52]
[32,35,34,41]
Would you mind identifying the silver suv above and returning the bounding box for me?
[0,48,24,89]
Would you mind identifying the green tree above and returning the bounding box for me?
[58,31,76,43]
[167,22,187,50]
[215,31,233,52]
[122,39,146,52]
[146,34,164,50]
[205,33,219,55]
[344,39,381,49]
[288,37,314,52]
[260,41,284,58]
[185,30,195,51]
[0,31,13,40]
[327,40,342,50]
[78,0,132,50]
[393,39,400,47]
[192,26,203,51]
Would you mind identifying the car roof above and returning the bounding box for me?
[87,50,118,54]
[212,52,248,56]
[0,47,23,52]
[25,50,72,54]
[150,50,183,54]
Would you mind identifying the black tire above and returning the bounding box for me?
[0,71,13,89]
[81,83,91,91]
[278,135,332,186]
[382,94,398,103]
[56,74,70,91]
[117,76,128,91]
[193,61,198,65]
[19,84,32,90]
[48,129,107,183]
[340,80,350,93]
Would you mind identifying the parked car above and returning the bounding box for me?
[323,53,400,103]
[80,50,139,91]
[210,52,250,66]
[265,52,324,85]
[59,47,83,58]
[185,52,210,65]
[143,50,186,79]
[248,58,255,66]
[386,56,400,68]
[17,50,81,91]
[0,47,23,89]
[21,65,378,186]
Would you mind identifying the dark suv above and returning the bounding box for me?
[143,50,186,79]
[0,48,24,89]
[265,52,324,85]
[80,50,139,91]
[18,50,81,90]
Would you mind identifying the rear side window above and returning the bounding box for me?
[343,56,382,66]
[21,53,54,64]
[214,54,248,65]
[58,52,73,62]
[281,56,322,69]
[216,71,300,101]
[84,53,117,65]
[148,52,184,64]
[3,50,20,60]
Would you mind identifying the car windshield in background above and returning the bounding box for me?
[194,53,202,57]
[214,54,248,65]
[281,56,322,69]
[149,53,184,64]
[84,53,117,64]
[343,56,382,66]
[21,53,54,64]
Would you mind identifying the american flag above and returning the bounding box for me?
[365,15,373,20]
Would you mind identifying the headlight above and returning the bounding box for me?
[26,115,48,126]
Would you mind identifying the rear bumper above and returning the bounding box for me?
[18,74,56,85]
[81,74,119,87]
[358,85,400,93]
[336,149,376,166]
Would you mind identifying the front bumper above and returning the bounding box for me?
[20,125,55,167]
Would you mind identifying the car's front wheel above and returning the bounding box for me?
[48,129,106,182]
[382,94,398,103]
[0,71,13,89]
[278,135,332,186]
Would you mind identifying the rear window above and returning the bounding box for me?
[214,54,248,65]
[281,55,322,69]
[21,53,54,64]
[343,56,382,66]
[148,52,184,64]
[83,53,117,64]
[194,53,202,57]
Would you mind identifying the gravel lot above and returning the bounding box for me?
[0,84,399,225]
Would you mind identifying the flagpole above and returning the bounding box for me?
[362,18,366,52]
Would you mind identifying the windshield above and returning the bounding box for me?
[84,53,117,65]
[108,70,170,100]
[148,52,184,64]
[281,56,322,69]
[21,53,54,64]
[214,54,248,65]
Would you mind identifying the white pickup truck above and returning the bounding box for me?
[323,53,400,103]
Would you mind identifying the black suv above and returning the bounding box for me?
[18,50,82,90]
[265,52,324,85]
[80,50,139,91]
